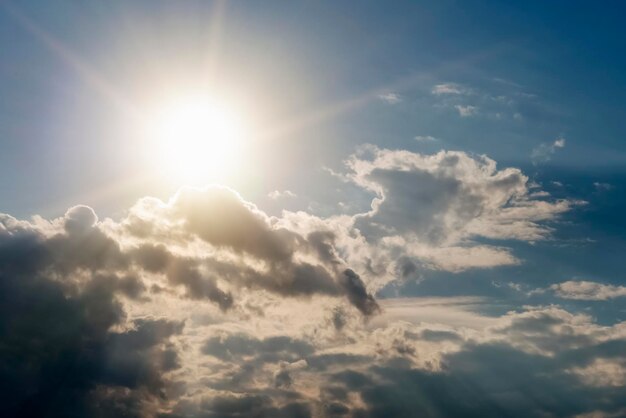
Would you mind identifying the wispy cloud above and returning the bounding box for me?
[551,280,626,300]
[378,92,401,104]
[414,135,438,142]
[268,190,297,199]
[432,83,466,95]
[593,182,614,192]
[531,137,566,164]
[455,105,478,117]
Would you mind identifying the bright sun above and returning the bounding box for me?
[151,95,245,184]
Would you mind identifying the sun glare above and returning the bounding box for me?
[150,96,245,184]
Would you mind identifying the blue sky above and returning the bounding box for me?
[1,2,626,417]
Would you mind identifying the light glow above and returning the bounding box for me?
[150,95,245,184]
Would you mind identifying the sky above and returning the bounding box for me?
[1,1,626,417]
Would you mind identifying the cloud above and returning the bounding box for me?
[377,92,401,104]
[0,146,613,417]
[455,104,478,117]
[0,184,385,416]
[166,300,626,418]
[2,198,625,418]
[414,135,438,142]
[532,137,566,164]
[268,190,297,199]
[551,280,626,301]
[0,211,183,416]
[328,146,575,289]
[431,83,466,95]
[594,182,614,192]
[430,80,539,121]
[122,186,379,314]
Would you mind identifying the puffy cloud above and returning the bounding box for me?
[2,200,626,418]
[0,147,608,417]
[0,214,183,416]
[551,280,626,301]
[325,146,576,289]
[0,184,384,416]
[122,186,379,314]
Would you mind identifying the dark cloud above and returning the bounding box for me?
[0,241,182,417]
[193,395,311,418]
[202,333,314,363]
[340,269,380,316]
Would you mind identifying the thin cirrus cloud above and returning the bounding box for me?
[414,135,438,142]
[431,82,467,95]
[377,92,402,104]
[268,189,297,199]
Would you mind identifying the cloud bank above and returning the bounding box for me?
[1,147,621,418]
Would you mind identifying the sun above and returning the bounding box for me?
[150,95,245,184]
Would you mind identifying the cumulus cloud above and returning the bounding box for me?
[0,146,609,417]
[532,137,566,164]
[130,186,380,316]
[0,210,183,416]
[326,145,576,289]
[0,184,386,416]
[551,280,626,301]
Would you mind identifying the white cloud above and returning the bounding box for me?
[268,190,297,199]
[551,280,626,301]
[431,83,465,95]
[455,104,478,117]
[311,146,578,290]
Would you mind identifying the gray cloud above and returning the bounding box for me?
[0,215,183,417]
